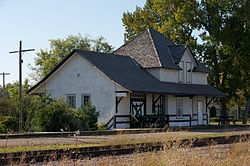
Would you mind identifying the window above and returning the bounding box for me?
[66,94,76,108]
[81,94,91,106]
[178,61,184,83]
[176,97,183,118]
[186,62,192,83]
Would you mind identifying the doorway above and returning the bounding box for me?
[197,100,203,125]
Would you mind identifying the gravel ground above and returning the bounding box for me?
[1,127,250,148]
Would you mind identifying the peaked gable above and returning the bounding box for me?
[115,29,179,69]
[114,30,162,68]
[115,29,209,73]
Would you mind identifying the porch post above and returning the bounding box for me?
[116,97,123,113]
[152,93,155,114]
[206,97,215,125]
[206,96,208,125]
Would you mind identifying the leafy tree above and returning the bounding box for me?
[31,34,113,81]
[123,0,249,117]
[0,87,18,133]
[123,0,201,48]
[76,102,99,131]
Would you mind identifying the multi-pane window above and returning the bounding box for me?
[81,94,91,107]
[178,61,184,83]
[186,62,192,83]
[66,94,76,108]
[176,97,183,118]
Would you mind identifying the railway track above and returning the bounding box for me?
[1,134,250,165]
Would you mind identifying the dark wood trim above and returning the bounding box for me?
[152,93,154,113]
[144,94,147,116]
[115,91,129,93]
[206,97,215,106]
[152,94,165,115]
[113,116,116,128]
[130,93,146,117]
[115,97,123,113]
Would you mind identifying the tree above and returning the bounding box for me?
[122,0,249,117]
[31,34,113,81]
[76,102,99,131]
[123,0,201,48]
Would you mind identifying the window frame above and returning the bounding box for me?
[81,93,91,107]
[186,62,192,83]
[178,61,184,83]
[66,94,76,108]
[176,97,183,119]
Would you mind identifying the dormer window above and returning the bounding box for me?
[178,61,184,83]
[186,62,192,83]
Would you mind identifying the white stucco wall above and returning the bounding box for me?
[32,53,128,123]
[146,49,208,85]
[146,68,179,83]
[117,93,130,115]
[167,95,207,126]
[192,72,208,85]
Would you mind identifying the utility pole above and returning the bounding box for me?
[9,41,34,132]
[0,72,10,96]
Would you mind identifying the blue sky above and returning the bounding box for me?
[0,0,146,86]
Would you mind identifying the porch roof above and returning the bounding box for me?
[132,82,225,97]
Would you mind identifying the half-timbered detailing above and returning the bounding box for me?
[130,93,146,117]
[152,94,165,115]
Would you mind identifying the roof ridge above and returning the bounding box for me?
[114,30,148,53]
[147,29,162,67]
[166,45,177,65]
[77,49,134,59]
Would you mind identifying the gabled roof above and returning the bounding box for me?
[115,29,209,73]
[193,61,210,73]
[28,49,224,97]
[168,45,187,63]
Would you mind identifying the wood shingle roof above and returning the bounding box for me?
[115,29,209,73]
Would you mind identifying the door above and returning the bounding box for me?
[197,101,203,125]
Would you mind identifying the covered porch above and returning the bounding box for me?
[105,83,225,130]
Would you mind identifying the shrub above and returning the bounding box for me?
[30,98,80,132]
[76,102,99,131]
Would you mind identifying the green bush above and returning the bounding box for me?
[97,122,107,131]
[76,102,99,131]
[0,116,19,133]
[30,98,80,132]
[210,117,220,123]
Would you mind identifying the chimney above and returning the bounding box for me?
[124,33,127,44]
